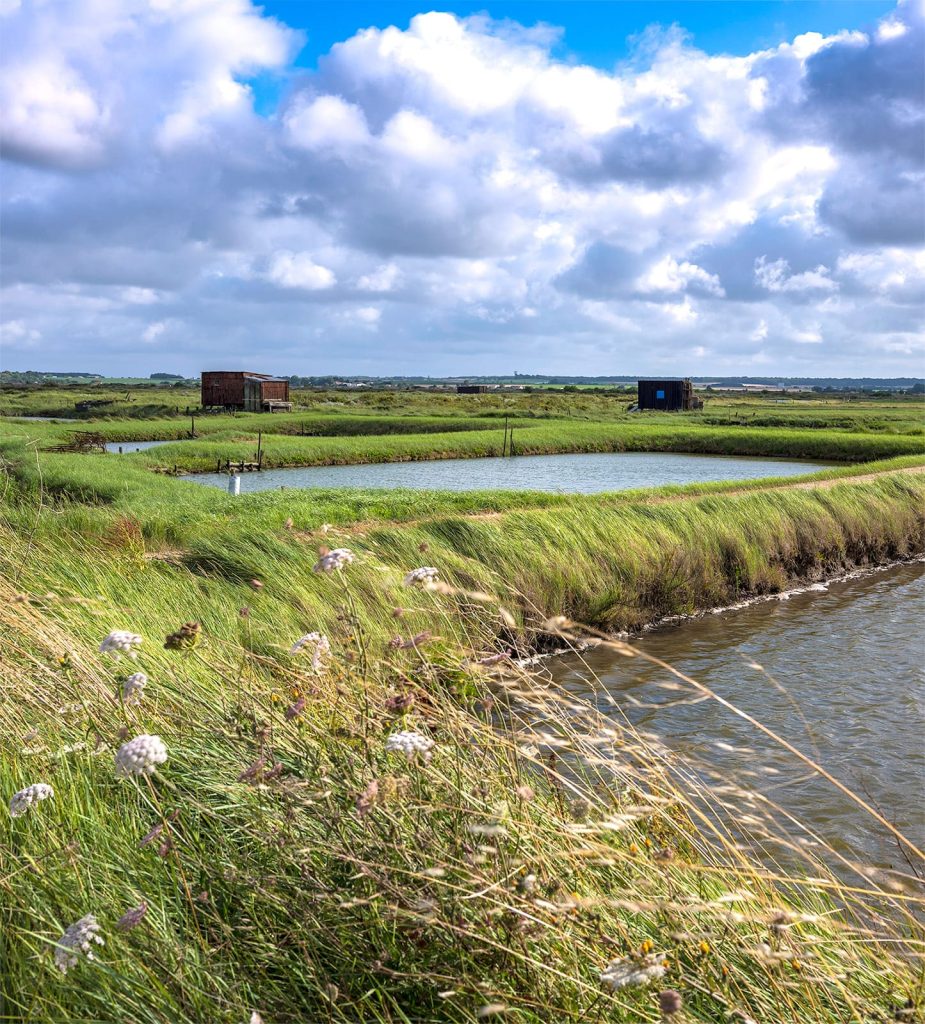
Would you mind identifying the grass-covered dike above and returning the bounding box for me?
[1,396,924,1023]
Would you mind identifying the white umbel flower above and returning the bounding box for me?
[313,548,355,573]
[99,630,142,658]
[9,782,54,817]
[289,632,331,672]
[600,954,667,990]
[403,567,439,587]
[54,914,104,973]
[385,730,434,763]
[122,672,147,703]
[115,734,167,777]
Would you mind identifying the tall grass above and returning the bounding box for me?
[2,506,923,1023]
[2,432,923,1021]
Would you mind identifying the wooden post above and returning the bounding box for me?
[509,429,514,456]
[503,416,509,457]
[256,430,262,469]
[190,413,196,438]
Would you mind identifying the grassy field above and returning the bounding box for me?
[2,388,925,1022]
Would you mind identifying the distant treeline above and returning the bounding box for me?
[2,370,923,392]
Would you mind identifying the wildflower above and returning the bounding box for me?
[658,990,683,1017]
[140,810,179,848]
[164,621,201,650]
[356,779,380,818]
[9,782,54,817]
[285,696,306,721]
[383,693,415,714]
[471,651,512,666]
[403,566,439,587]
[115,734,168,777]
[600,954,667,991]
[237,757,266,783]
[53,915,104,973]
[313,548,354,573]
[99,630,142,658]
[385,730,434,763]
[122,672,147,703]
[388,631,433,650]
[289,632,331,672]
[250,579,264,590]
[570,797,591,821]
[116,902,147,932]
[516,871,537,894]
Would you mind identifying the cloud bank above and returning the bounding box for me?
[1,0,922,375]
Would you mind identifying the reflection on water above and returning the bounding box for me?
[105,440,175,453]
[186,451,834,494]
[549,562,925,870]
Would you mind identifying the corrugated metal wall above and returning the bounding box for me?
[201,372,290,409]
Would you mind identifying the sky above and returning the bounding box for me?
[0,0,922,378]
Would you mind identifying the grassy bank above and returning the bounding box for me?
[3,473,925,1023]
[4,419,921,476]
[2,422,924,1022]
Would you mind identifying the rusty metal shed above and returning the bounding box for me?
[201,371,291,411]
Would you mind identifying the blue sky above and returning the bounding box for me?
[0,0,922,377]
[249,1,898,110]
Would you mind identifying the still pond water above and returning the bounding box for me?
[185,451,833,493]
[105,439,174,453]
[550,561,925,870]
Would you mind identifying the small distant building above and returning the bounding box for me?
[457,384,489,394]
[637,379,702,412]
[201,371,291,411]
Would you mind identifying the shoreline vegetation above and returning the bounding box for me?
[2,391,924,1022]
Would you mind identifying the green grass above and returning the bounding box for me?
[1,394,924,1022]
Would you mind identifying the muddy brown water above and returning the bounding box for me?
[549,561,925,872]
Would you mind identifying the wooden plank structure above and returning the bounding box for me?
[637,379,702,412]
[201,371,290,412]
[45,431,107,453]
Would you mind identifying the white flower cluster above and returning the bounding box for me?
[290,632,331,672]
[313,548,355,573]
[600,954,667,990]
[54,914,104,973]
[99,630,142,658]
[403,567,440,587]
[385,730,434,763]
[122,672,147,703]
[9,782,54,817]
[115,734,168,777]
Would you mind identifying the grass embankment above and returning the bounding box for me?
[4,419,920,476]
[122,421,925,471]
[2,462,924,1023]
